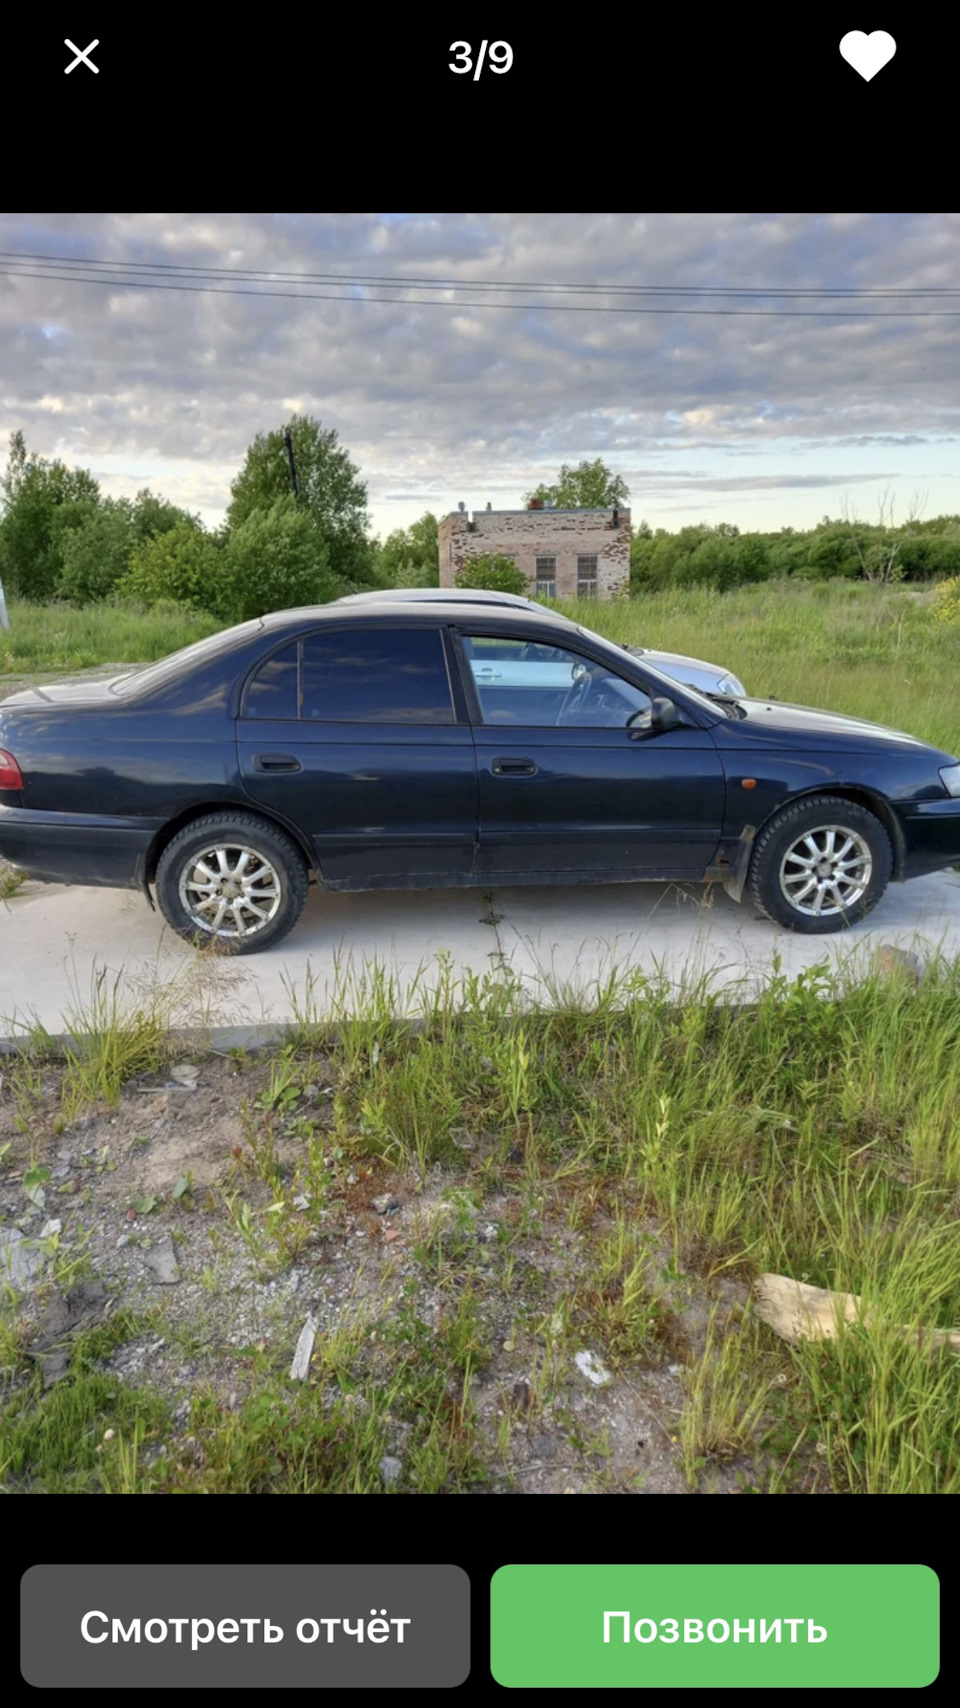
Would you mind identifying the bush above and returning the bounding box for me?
[57,500,136,604]
[118,521,226,617]
[932,577,960,625]
[222,500,339,620]
[455,554,527,596]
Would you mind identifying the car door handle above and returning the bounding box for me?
[253,753,301,773]
[491,757,537,776]
[475,666,503,680]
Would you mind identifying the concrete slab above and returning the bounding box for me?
[1,868,959,1045]
[495,869,960,1003]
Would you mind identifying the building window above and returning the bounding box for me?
[534,555,556,599]
[577,555,598,598]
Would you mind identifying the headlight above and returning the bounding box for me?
[940,764,960,798]
[717,674,746,697]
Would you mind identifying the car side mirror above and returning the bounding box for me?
[628,695,683,739]
[651,695,680,733]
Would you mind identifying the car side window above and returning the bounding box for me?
[242,642,299,720]
[301,627,455,724]
[461,635,652,728]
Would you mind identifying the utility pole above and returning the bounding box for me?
[283,428,299,499]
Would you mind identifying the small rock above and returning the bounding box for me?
[478,1223,499,1244]
[0,1226,47,1287]
[383,1228,403,1244]
[532,1433,556,1458]
[575,1349,612,1388]
[371,1194,400,1215]
[292,1194,310,1211]
[379,1455,403,1487]
[39,1218,62,1239]
[170,1063,200,1085]
[667,1362,683,1376]
[302,1084,319,1100]
[874,945,924,986]
[143,1238,180,1285]
[116,1235,130,1249]
[125,1208,137,1223]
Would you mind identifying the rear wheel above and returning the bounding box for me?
[155,813,308,953]
[747,796,892,933]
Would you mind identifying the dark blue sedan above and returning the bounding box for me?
[1,600,959,952]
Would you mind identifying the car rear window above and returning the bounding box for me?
[110,620,263,697]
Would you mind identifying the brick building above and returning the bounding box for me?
[437,504,632,600]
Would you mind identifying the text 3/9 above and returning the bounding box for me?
[449,41,514,79]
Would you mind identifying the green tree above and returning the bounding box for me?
[118,520,225,616]
[524,458,630,510]
[0,431,100,598]
[222,499,339,621]
[57,498,136,604]
[377,511,440,587]
[227,414,376,587]
[455,554,527,596]
[131,488,201,545]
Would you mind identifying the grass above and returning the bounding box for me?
[556,578,960,755]
[0,598,217,676]
[6,948,959,1493]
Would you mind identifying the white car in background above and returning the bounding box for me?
[333,586,746,699]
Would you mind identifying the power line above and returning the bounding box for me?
[0,250,957,297]
[2,263,959,316]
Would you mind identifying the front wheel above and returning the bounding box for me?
[747,796,892,933]
[155,813,309,953]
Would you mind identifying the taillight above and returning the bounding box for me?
[0,748,23,790]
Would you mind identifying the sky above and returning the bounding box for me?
[0,212,957,541]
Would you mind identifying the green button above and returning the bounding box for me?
[490,1564,938,1689]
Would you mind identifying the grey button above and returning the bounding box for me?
[21,1565,470,1688]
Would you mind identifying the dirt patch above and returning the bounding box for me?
[0,1044,765,1495]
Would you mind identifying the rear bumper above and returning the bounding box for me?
[897,798,960,879]
[0,804,160,889]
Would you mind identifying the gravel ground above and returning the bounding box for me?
[0,1045,758,1495]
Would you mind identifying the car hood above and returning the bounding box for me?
[726,696,953,756]
[625,645,731,677]
[0,674,131,708]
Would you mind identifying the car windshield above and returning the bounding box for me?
[573,623,724,719]
[109,619,263,696]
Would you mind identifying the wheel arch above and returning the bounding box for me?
[754,784,905,880]
[143,801,316,890]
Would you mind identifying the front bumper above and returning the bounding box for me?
[0,804,160,889]
[897,798,960,879]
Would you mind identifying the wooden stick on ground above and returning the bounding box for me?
[754,1273,960,1353]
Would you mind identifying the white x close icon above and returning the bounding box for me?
[64,39,99,74]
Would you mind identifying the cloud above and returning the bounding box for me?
[0,211,958,532]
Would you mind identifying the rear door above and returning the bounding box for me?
[237,623,478,886]
[454,630,726,879]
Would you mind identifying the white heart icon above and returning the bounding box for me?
[839,30,897,81]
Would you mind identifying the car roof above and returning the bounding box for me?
[334,587,540,608]
[260,601,576,630]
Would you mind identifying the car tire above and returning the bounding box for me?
[747,795,892,934]
[155,812,309,953]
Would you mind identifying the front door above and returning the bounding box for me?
[457,632,726,880]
